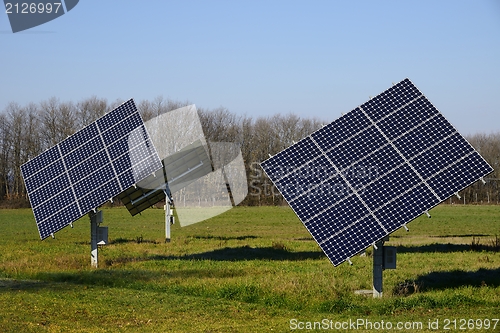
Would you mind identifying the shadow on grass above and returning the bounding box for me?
[0,267,248,293]
[394,267,500,296]
[0,278,54,291]
[74,237,160,245]
[396,242,499,253]
[154,245,324,261]
[396,243,471,253]
[429,234,491,238]
[417,268,500,290]
[189,235,259,241]
[110,237,159,245]
[82,235,260,245]
[105,246,324,266]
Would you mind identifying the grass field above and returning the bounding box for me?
[0,205,499,332]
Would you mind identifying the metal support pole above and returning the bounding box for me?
[164,190,172,243]
[89,210,102,268]
[373,239,385,298]
[90,211,98,268]
[165,200,171,243]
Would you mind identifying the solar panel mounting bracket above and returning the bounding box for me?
[130,185,166,206]
[373,238,390,298]
[89,209,104,268]
[168,161,204,184]
[260,78,494,298]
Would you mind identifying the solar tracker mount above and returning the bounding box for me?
[21,99,162,240]
[261,78,493,267]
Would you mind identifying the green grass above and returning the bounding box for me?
[0,205,499,332]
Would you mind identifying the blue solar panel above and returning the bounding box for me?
[261,78,493,266]
[377,97,439,140]
[260,137,322,180]
[325,126,387,170]
[393,113,455,160]
[345,145,403,190]
[21,99,162,240]
[305,195,369,244]
[375,184,440,234]
[291,175,352,222]
[311,108,371,151]
[360,78,421,122]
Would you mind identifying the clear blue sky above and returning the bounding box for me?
[1,0,499,135]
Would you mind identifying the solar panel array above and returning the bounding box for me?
[261,78,493,266]
[21,99,162,240]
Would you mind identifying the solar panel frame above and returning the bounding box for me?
[261,78,493,266]
[21,99,162,240]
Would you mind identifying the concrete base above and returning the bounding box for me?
[354,289,373,296]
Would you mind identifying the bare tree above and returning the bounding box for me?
[22,102,43,162]
[5,94,497,208]
[40,97,61,147]
[465,133,500,204]
[76,96,108,127]
[58,101,77,138]
[198,106,241,143]
[137,99,153,122]
[40,97,78,147]
[0,112,11,200]
[5,103,26,198]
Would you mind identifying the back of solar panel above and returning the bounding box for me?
[118,139,213,216]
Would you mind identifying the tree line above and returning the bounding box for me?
[0,96,498,208]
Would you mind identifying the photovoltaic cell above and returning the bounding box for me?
[21,99,162,240]
[375,184,440,233]
[393,113,455,160]
[291,175,352,222]
[274,156,334,202]
[311,108,371,151]
[345,145,404,190]
[325,126,387,170]
[263,137,322,180]
[360,79,421,122]
[377,97,439,140]
[261,78,493,266]
[305,195,369,243]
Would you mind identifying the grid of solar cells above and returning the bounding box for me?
[262,137,321,181]
[21,99,162,240]
[261,78,493,266]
